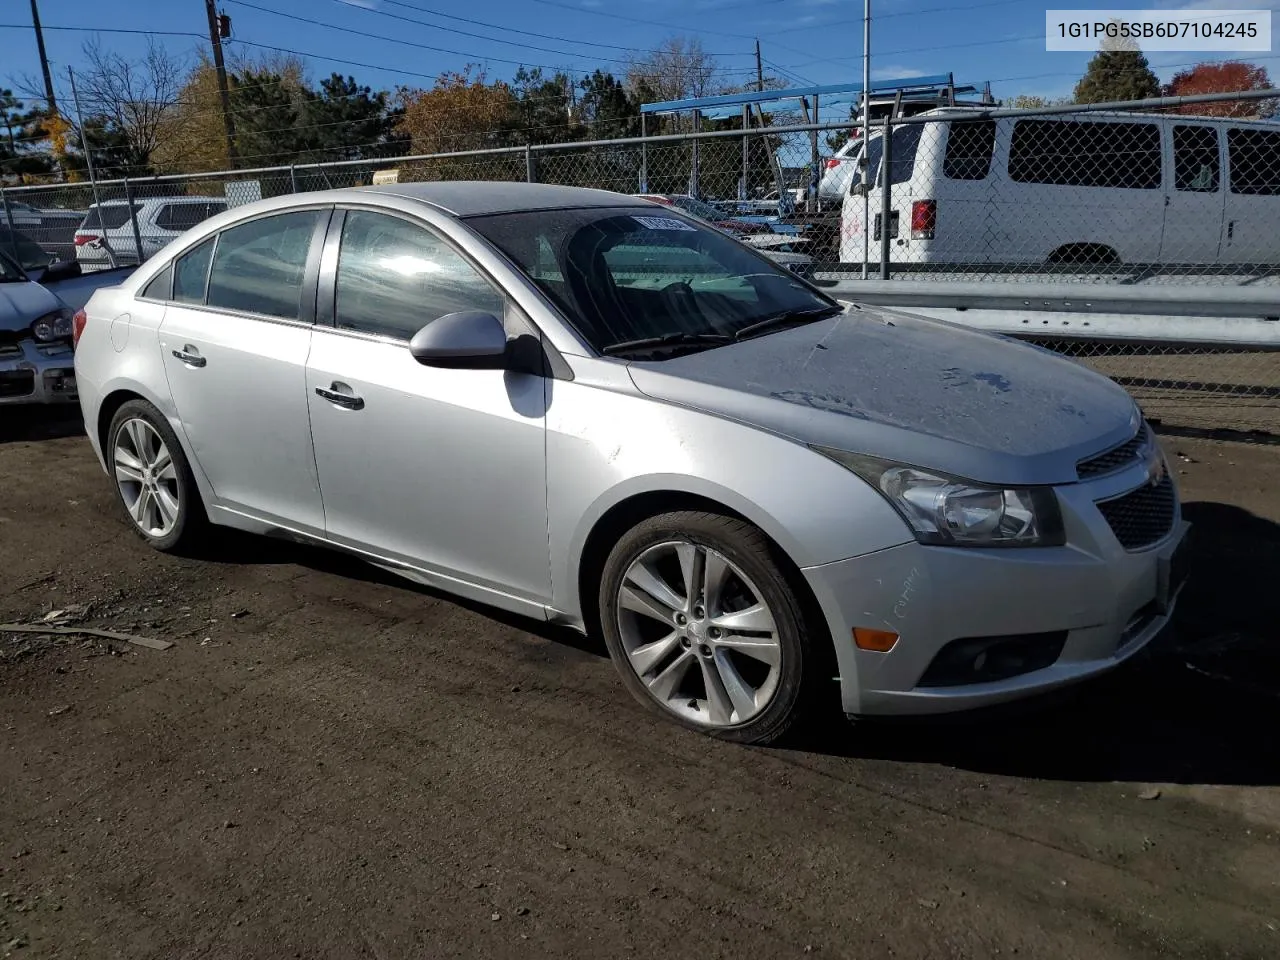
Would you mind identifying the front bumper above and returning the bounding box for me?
[0,339,78,405]
[804,463,1189,716]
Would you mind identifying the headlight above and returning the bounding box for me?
[31,308,74,342]
[812,446,1065,547]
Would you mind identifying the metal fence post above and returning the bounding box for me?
[289,165,299,193]
[740,104,749,201]
[689,109,701,199]
[123,176,144,265]
[640,114,648,193]
[879,115,892,281]
[0,188,20,265]
[525,145,536,183]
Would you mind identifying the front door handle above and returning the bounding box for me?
[315,384,365,410]
[172,347,206,367]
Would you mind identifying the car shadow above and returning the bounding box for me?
[0,407,86,444]
[194,527,609,661]
[801,500,1280,787]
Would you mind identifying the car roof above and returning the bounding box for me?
[363,181,654,217]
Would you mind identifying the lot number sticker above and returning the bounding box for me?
[632,216,697,231]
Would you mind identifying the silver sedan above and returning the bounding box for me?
[73,182,1189,744]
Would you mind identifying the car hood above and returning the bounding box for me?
[0,280,63,332]
[625,303,1141,486]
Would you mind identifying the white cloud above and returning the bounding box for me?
[871,66,929,80]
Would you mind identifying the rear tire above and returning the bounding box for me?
[599,510,825,745]
[107,399,207,553]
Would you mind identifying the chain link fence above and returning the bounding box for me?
[3,90,1277,434]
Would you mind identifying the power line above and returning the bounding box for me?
[338,0,745,58]
[227,0,632,66]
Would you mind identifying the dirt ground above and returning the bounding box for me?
[2,409,1278,959]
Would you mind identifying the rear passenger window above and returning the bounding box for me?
[1173,126,1219,192]
[206,211,320,320]
[156,202,226,231]
[173,237,215,304]
[1227,127,1280,195]
[883,125,922,187]
[141,263,173,301]
[943,120,995,181]
[333,210,505,340]
[1009,120,1162,189]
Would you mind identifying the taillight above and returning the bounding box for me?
[911,200,936,240]
[825,158,841,169]
[71,309,87,347]
[74,233,93,246]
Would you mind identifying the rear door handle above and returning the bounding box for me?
[315,384,365,410]
[171,347,206,367]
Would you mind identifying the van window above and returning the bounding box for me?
[1009,120,1162,189]
[1227,127,1280,195]
[1173,126,1219,192]
[943,120,996,181]
[864,125,923,188]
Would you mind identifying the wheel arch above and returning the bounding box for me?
[573,487,833,668]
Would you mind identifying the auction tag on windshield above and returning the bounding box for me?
[632,215,696,231]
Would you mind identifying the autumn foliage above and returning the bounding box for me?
[1164,62,1275,117]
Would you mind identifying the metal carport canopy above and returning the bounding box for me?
[638,75,959,116]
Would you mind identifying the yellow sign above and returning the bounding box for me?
[371,169,400,185]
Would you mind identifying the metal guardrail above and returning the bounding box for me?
[828,281,1280,319]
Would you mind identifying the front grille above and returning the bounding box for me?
[1078,423,1150,479]
[1096,472,1177,550]
[0,370,35,398]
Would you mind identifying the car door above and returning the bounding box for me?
[305,207,551,604]
[1223,124,1280,265]
[157,207,330,533]
[1161,122,1225,264]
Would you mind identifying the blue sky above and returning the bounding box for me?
[4,0,1278,120]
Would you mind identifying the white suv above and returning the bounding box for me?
[75,197,228,271]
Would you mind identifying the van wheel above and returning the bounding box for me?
[1047,243,1120,266]
[107,399,207,553]
[598,510,822,745]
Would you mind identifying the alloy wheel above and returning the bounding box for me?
[113,418,181,539]
[615,540,782,727]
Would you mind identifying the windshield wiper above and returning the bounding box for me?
[733,305,843,342]
[601,331,734,357]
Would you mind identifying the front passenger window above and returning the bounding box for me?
[334,210,505,340]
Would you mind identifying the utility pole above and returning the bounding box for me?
[755,39,764,92]
[29,0,57,114]
[204,0,237,163]
[861,0,871,279]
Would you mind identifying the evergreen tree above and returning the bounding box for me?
[1074,49,1160,104]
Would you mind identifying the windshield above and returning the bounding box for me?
[0,248,27,282]
[667,196,729,221]
[465,205,839,355]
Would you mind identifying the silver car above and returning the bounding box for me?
[73,183,1189,744]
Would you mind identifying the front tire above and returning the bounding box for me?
[107,399,207,553]
[599,510,822,745]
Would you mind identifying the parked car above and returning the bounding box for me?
[634,194,772,237]
[4,199,85,263]
[75,182,1189,744]
[75,196,229,271]
[819,134,865,201]
[0,248,80,405]
[633,196,808,269]
[0,226,58,273]
[839,108,1280,267]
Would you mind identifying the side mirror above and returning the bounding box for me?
[408,310,508,369]
[35,259,82,284]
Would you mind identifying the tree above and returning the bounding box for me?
[1073,49,1160,104]
[506,66,577,146]
[1164,61,1276,118]
[296,74,399,162]
[577,70,640,140]
[395,66,521,179]
[0,90,55,183]
[625,36,722,108]
[72,37,188,175]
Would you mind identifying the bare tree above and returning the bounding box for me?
[73,37,188,173]
[625,36,723,105]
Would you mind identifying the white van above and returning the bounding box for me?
[839,108,1280,268]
